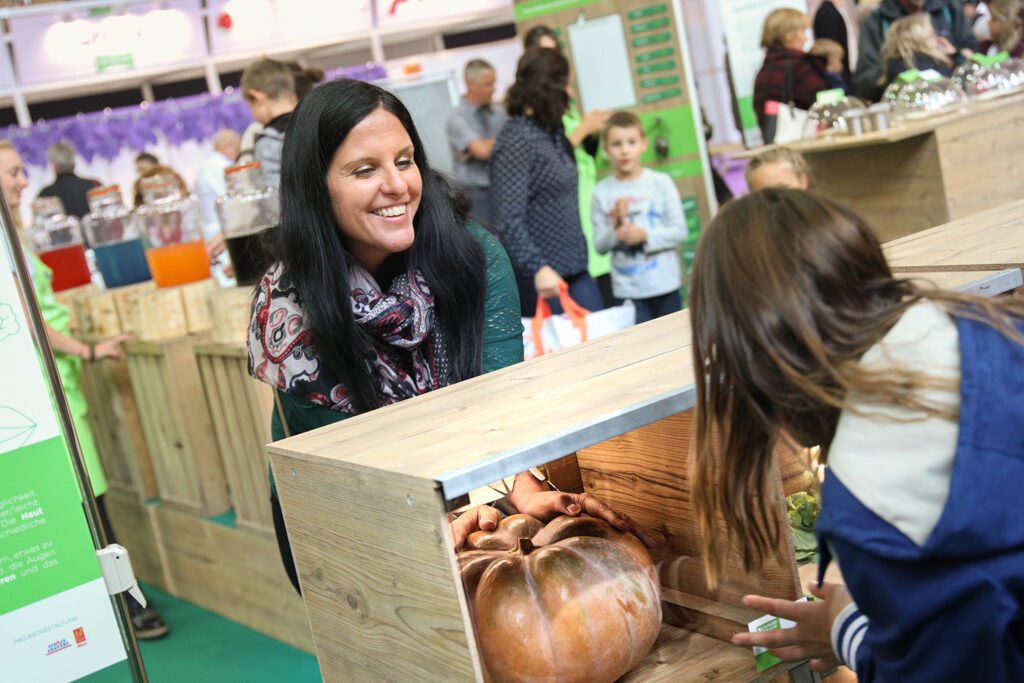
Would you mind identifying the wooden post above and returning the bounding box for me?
[124,335,231,517]
[195,343,275,534]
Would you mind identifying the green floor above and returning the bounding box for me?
[81,583,320,682]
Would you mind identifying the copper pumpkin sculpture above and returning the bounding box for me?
[458,514,662,683]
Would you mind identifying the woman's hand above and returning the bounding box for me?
[93,333,133,361]
[730,581,853,673]
[449,504,501,552]
[534,265,564,300]
[936,35,957,56]
[206,233,226,261]
[513,489,656,548]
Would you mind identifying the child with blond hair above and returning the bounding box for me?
[878,13,964,88]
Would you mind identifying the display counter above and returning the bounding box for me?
[736,93,1024,242]
[269,311,817,682]
[883,198,1024,273]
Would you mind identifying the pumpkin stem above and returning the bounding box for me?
[514,538,536,555]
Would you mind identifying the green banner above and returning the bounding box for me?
[628,4,667,19]
[737,95,758,133]
[595,106,701,173]
[514,0,599,21]
[0,438,101,615]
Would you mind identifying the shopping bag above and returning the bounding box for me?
[774,101,808,144]
[522,283,636,360]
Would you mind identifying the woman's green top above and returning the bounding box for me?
[269,222,523,442]
[25,249,107,497]
[563,104,610,281]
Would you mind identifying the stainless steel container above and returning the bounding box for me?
[866,102,892,132]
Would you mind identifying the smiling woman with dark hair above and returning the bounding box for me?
[247,78,649,592]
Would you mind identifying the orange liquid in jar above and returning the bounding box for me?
[39,243,92,292]
[145,240,211,288]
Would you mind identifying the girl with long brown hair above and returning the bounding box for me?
[690,189,1024,681]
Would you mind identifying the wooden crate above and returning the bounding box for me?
[195,343,275,535]
[269,311,808,682]
[53,282,99,334]
[80,342,158,502]
[73,280,156,337]
[124,335,231,517]
[127,279,219,342]
[207,286,255,346]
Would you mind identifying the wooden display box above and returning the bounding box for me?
[126,278,219,342]
[72,280,156,337]
[195,342,275,535]
[270,312,810,682]
[80,344,158,503]
[124,335,231,517]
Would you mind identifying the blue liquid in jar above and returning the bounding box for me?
[94,238,152,288]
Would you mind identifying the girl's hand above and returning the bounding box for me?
[937,35,957,56]
[730,581,853,673]
[93,333,134,361]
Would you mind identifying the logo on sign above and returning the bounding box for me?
[74,627,87,647]
[45,638,72,656]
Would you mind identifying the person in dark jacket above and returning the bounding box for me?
[753,8,830,141]
[36,142,100,221]
[813,0,858,82]
[853,0,975,101]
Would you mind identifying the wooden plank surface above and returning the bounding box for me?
[124,336,231,517]
[80,353,158,502]
[103,489,170,593]
[153,504,314,653]
[271,452,480,682]
[884,199,1024,271]
[269,311,693,487]
[196,347,274,534]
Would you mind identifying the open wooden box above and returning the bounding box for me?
[269,311,814,682]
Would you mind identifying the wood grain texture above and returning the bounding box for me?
[180,278,219,334]
[152,503,314,652]
[80,352,157,502]
[206,286,254,345]
[54,282,99,333]
[102,489,170,593]
[73,289,121,337]
[803,133,948,242]
[271,453,481,682]
[576,412,801,620]
[268,310,693,483]
[127,288,189,342]
[884,199,1024,272]
[195,344,274,534]
[620,624,801,682]
[124,336,231,517]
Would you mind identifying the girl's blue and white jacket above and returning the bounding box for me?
[815,301,1024,682]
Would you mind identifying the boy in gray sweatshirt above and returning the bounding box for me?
[592,112,687,323]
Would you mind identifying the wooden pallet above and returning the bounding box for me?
[80,342,158,503]
[195,343,275,535]
[124,335,231,517]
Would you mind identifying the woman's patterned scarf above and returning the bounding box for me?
[247,261,448,413]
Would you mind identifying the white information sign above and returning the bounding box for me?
[208,0,372,56]
[566,13,638,113]
[0,239,127,680]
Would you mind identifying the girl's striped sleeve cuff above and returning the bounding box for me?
[831,600,869,667]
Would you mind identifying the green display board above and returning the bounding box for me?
[0,230,128,681]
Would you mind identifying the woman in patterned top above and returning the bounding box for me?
[490,47,605,317]
[247,79,650,591]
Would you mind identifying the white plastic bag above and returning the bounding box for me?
[522,284,635,360]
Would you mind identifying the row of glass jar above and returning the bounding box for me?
[803,56,1024,139]
[30,162,277,292]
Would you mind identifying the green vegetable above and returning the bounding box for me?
[786,490,821,564]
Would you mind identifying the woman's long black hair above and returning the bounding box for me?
[274,78,486,413]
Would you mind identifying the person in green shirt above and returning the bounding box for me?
[246,80,653,592]
[0,141,168,639]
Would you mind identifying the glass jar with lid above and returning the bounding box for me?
[29,196,92,292]
[215,162,278,286]
[135,173,211,288]
[82,185,151,288]
[802,93,867,138]
[891,75,967,121]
